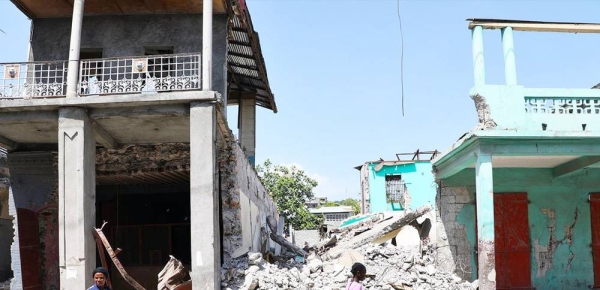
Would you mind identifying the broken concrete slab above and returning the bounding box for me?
[266,215,308,257]
[337,250,365,267]
[323,205,431,261]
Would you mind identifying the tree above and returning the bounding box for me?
[256,160,323,230]
[317,198,361,215]
[338,198,361,215]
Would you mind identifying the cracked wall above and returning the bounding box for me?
[218,137,278,262]
[470,94,497,130]
[440,167,597,289]
[436,185,476,281]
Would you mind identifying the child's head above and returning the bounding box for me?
[92,267,109,287]
[350,262,366,281]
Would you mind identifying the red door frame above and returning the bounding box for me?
[494,193,532,290]
[17,208,43,290]
[589,193,600,287]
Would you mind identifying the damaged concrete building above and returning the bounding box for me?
[433,19,600,289]
[356,150,439,214]
[0,0,279,289]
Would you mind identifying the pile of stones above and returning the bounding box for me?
[0,279,10,290]
[221,243,478,290]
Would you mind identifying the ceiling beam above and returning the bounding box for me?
[0,135,18,152]
[434,148,478,180]
[553,156,600,178]
[468,19,600,34]
[92,121,117,149]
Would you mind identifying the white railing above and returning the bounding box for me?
[0,61,68,99]
[79,53,201,96]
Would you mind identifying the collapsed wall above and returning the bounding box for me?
[219,135,278,262]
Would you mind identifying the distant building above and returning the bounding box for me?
[309,206,354,228]
[305,197,327,209]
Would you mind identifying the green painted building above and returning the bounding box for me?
[356,152,438,214]
[433,18,600,290]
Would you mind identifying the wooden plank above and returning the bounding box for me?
[93,224,146,290]
[93,234,113,289]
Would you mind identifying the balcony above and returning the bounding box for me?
[0,53,202,102]
[0,61,68,99]
[79,53,201,96]
[467,19,600,134]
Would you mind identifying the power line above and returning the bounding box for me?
[397,0,405,117]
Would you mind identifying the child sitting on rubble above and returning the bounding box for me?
[88,267,112,290]
[346,262,367,290]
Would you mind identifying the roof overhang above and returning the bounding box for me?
[11,0,227,18]
[225,0,277,112]
[433,130,600,180]
[467,18,600,34]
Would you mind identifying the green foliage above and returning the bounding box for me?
[322,201,339,207]
[338,198,361,215]
[256,160,323,230]
[317,198,361,215]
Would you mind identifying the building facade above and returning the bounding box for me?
[1,0,279,289]
[433,19,600,290]
[356,151,438,214]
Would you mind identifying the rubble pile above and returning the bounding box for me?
[221,206,478,290]
[222,243,477,290]
[0,279,10,290]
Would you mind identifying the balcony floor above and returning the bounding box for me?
[0,90,216,150]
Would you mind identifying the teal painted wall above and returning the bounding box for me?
[444,168,599,289]
[368,162,436,213]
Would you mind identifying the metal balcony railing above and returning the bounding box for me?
[0,61,68,99]
[79,53,201,96]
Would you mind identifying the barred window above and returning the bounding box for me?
[385,175,405,202]
[325,213,349,221]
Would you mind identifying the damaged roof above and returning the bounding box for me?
[226,0,278,112]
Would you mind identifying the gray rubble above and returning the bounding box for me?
[221,243,478,290]
[0,279,10,290]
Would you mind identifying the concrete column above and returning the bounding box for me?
[472,25,486,87]
[66,0,85,98]
[190,102,220,290]
[238,98,256,165]
[202,0,213,91]
[501,27,517,86]
[474,152,495,290]
[58,107,96,289]
[8,187,22,290]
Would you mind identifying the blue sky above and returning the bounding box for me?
[2,0,600,201]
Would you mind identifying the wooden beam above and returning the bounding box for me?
[229,62,259,71]
[93,225,146,290]
[228,51,255,59]
[553,156,600,178]
[91,121,117,149]
[468,19,600,34]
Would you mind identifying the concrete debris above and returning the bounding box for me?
[0,280,10,290]
[221,243,477,290]
[324,206,432,261]
[267,215,308,257]
[221,206,476,290]
[158,255,191,290]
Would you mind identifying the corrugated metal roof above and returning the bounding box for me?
[309,206,354,214]
[227,0,278,113]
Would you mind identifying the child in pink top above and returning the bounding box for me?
[346,262,367,290]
